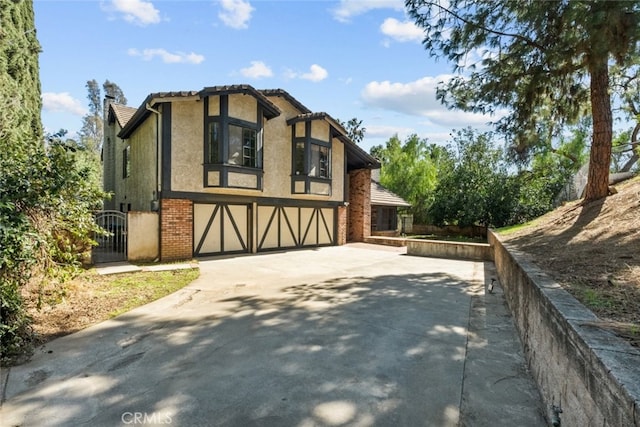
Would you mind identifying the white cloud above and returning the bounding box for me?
[361,75,497,128]
[284,64,329,82]
[218,0,254,29]
[106,0,161,26]
[380,18,423,43]
[331,0,403,23]
[301,64,329,82]
[127,48,205,64]
[240,61,273,79]
[42,92,87,116]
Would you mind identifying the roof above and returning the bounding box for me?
[118,85,280,139]
[260,89,312,114]
[370,180,411,207]
[114,83,381,170]
[109,103,137,128]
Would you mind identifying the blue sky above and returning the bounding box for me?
[35,0,496,153]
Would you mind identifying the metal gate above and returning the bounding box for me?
[93,210,127,263]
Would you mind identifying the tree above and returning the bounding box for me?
[0,3,106,364]
[338,117,366,144]
[104,79,127,105]
[430,129,517,227]
[405,0,640,201]
[79,79,127,152]
[370,134,444,223]
[611,60,640,172]
[1,0,44,363]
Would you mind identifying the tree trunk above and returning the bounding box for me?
[620,122,639,173]
[583,57,612,202]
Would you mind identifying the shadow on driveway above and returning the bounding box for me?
[1,245,545,426]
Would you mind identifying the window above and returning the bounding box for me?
[228,125,258,167]
[291,136,332,195]
[203,94,264,190]
[207,122,219,164]
[294,142,304,175]
[122,145,130,178]
[310,144,330,178]
[206,121,260,169]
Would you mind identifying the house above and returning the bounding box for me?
[370,171,412,236]
[102,85,380,261]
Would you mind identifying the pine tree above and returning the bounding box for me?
[406,0,640,201]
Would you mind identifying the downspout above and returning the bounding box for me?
[145,102,161,212]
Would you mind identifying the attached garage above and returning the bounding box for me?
[193,202,337,257]
[257,205,334,252]
[193,203,251,257]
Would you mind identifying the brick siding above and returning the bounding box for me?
[336,205,347,245]
[160,198,193,261]
[348,168,371,242]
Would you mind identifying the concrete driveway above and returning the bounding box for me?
[1,243,545,426]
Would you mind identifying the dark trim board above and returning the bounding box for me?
[161,190,343,208]
[161,103,172,192]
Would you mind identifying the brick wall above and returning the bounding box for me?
[336,205,347,245]
[348,168,371,242]
[160,198,193,261]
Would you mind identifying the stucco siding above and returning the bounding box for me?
[127,116,157,211]
[262,96,345,202]
[171,100,204,192]
[228,93,257,122]
[311,120,329,141]
[103,122,121,210]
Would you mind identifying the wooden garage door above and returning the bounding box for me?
[193,203,250,256]
[257,205,334,252]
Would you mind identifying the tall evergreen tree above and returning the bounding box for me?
[405,0,640,201]
[0,0,42,142]
[79,79,126,152]
[0,1,106,364]
[0,0,44,363]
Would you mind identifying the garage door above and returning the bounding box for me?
[257,205,334,252]
[194,203,250,256]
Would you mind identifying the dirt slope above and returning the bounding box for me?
[499,176,640,345]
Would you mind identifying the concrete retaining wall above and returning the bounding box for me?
[363,236,407,247]
[489,230,640,426]
[406,239,492,261]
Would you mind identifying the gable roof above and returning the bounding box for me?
[371,180,411,207]
[109,103,137,128]
[114,83,381,170]
[118,85,280,139]
[260,89,312,114]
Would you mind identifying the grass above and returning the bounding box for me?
[495,221,537,235]
[577,287,614,311]
[97,269,201,317]
[26,268,201,349]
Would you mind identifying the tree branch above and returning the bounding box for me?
[416,1,547,51]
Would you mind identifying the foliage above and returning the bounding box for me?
[79,79,127,153]
[1,129,106,365]
[429,129,518,227]
[1,0,43,365]
[1,2,107,365]
[611,59,640,172]
[370,134,445,223]
[405,0,640,201]
[337,117,366,144]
